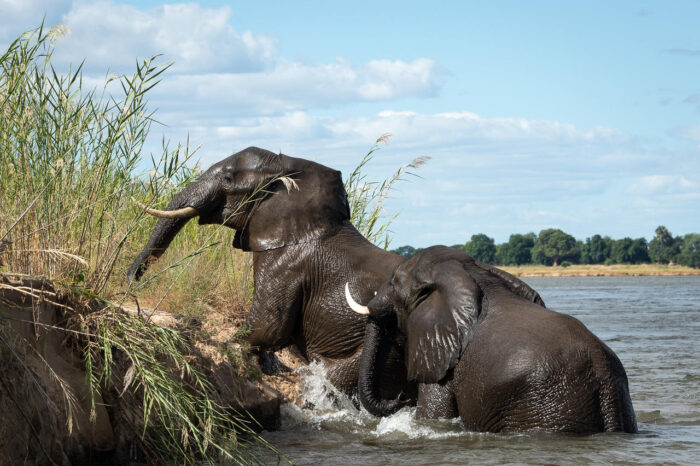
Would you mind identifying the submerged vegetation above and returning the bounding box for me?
[0,24,422,463]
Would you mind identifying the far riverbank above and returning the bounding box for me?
[500,263,700,277]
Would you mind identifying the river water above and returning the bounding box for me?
[262,276,700,464]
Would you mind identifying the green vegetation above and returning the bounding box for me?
[0,25,423,462]
[464,233,496,264]
[649,225,682,264]
[496,233,536,266]
[0,25,280,463]
[580,234,613,264]
[391,225,700,269]
[531,228,578,266]
[679,233,700,268]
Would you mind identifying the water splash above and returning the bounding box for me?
[372,408,465,440]
[279,361,467,440]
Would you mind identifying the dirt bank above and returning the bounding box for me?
[0,274,288,464]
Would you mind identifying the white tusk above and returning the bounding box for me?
[132,197,198,219]
[345,282,370,315]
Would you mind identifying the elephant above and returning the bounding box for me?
[128,147,411,399]
[345,245,637,433]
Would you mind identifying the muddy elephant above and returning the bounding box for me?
[128,147,410,399]
[346,246,637,433]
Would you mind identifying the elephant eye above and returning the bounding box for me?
[411,284,435,308]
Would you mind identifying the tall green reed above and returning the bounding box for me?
[0,24,280,464]
[0,23,197,293]
[0,23,424,464]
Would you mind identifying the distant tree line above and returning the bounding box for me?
[390,226,700,268]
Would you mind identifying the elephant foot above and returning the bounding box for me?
[258,351,293,375]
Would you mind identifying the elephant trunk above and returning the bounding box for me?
[358,318,403,417]
[127,177,216,281]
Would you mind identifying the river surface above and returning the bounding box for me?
[262,276,700,464]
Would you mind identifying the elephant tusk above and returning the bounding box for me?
[345,282,370,315]
[132,197,199,219]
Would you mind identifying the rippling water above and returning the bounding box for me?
[262,276,700,464]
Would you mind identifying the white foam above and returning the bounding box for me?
[372,408,466,439]
[278,361,468,440]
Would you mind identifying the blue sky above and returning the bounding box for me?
[2,1,699,246]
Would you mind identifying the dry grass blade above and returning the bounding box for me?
[7,249,88,266]
[345,136,429,248]
[278,175,299,193]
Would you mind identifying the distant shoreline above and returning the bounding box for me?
[499,264,700,277]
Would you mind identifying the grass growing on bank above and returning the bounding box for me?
[0,24,278,464]
[1,24,424,463]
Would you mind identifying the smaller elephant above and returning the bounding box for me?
[345,246,637,433]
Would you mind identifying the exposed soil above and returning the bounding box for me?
[0,273,297,464]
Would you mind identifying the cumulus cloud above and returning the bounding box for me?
[2,1,443,115]
[52,1,276,73]
[151,57,441,116]
[4,1,696,246]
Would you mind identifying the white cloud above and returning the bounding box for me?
[0,0,72,39]
[151,57,441,116]
[4,1,697,247]
[358,58,439,100]
[54,1,276,73]
[215,112,331,141]
[199,110,625,159]
[627,175,697,195]
[1,1,442,115]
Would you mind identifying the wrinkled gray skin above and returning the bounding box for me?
[128,147,410,399]
[357,246,637,433]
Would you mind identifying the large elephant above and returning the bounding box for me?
[346,246,637,433]
[128,147,410,398]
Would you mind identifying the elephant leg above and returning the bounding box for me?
[324,352,361,398]
[323,344,415,405]
[417,382,457,419]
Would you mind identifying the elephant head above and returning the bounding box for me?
[128,146,350,281]
[346,246,487,416]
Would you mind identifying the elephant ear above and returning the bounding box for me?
[233,156,351,252]
[405,261,484,383]
[475,262,545,307]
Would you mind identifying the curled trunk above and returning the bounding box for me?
[358,318,403,417]
[128,178,213,281]
[128,216,190,281]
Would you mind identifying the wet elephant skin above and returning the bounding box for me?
[357,246,637,433]
[128,147,412,400]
